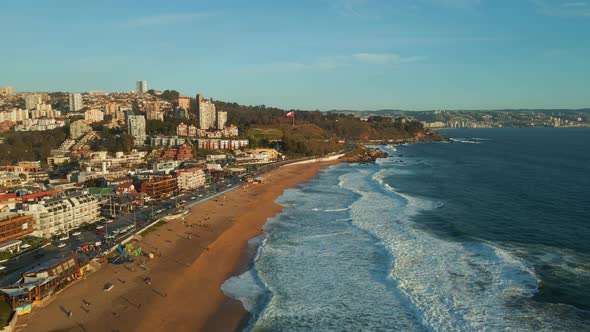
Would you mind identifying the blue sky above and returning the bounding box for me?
[1,0,589,110]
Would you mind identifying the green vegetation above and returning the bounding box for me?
[22,235,47,248]
[140,220,167,236]
[105,134,135,153]
[0,300,13,327]
[146,119,190,136]
[0,252,12,261]
[0,236,49,261]
[148,89,180,104]
[247,127,284,141]
[215,100,429,156]
[0,127,68,164]
[247,127,284,149]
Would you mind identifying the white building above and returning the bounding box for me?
[23,192,100,238]
[69,93,83,112]
[152,160,180,174]
[150,136,187,147]
[84,109,105,123]
[197,94,216,129]
[176,168,207,190]
[127,114,146,145]
[136,80,148,93]
[0,108,29,122]
[14,118,65,131]
[217,111,227,129]
[24,95,43,110]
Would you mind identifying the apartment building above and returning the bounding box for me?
[127,114,146,145]
[140,177,177,199]
[23,193,100,238]
[176,168,206,191]
[84,109,104,123]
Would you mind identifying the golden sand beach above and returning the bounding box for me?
[22,160,340,332]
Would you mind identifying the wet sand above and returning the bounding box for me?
[23,160,340,332]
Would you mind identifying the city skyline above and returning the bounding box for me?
[1,0,589,110]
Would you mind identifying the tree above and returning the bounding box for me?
[106,134,135,153]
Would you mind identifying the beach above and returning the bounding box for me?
[22,159,340,332]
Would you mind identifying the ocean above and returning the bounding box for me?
[222,128,590,331]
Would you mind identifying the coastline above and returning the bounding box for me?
[23,159,341,332]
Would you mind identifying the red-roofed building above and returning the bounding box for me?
[116,183,136,195]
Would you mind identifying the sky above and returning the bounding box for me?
[1,0,589,110]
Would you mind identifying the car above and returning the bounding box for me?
[105,219,114,224]
[0,266,6,271]
[96,229,105,235]
[198,194,203,197]
[96,225,104,230]
[57,243,67,248]
[58,235,69,241]
[72,231,82,236]
[191,196,196,200]
[21,243,31,249]
[103,283,114,292]
[105,235,115,240]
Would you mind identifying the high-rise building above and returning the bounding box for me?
[217,111,227,129]
[127,114,146,145]
[68,93,83,112]
[197,94,216,129]
[0,86,16,95]
[177,96,191,110]
[146,101,163,121]
[136,80,148,93]
[24,95,43,110]
[84,109,105,123]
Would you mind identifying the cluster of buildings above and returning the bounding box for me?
[0,86,272,244]
[0,83,284,322]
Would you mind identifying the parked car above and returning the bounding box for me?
[103,283,114,292]
[96,229,105,235]
[57,243,67,248]
[72,231,82,236]
[96,225,104,230]
[58,235,69,241]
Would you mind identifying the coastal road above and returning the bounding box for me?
[0,177,241,285]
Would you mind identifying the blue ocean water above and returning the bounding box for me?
[222,128,590,331]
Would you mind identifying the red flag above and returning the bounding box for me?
[286,111,295,118]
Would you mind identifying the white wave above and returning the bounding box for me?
[384,144,398,152]
[221,269,268,313]
[323,208,350,212]
[449,137,479,144]
[340,168,542,331]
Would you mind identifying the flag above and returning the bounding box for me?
[286,111,295,118]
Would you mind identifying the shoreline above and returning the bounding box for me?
[22,159,341,332]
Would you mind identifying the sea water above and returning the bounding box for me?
[222,128,590,331]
